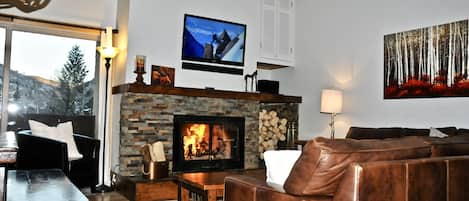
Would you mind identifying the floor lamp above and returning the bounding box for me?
[96,27,119,193]
[320,89,343,139]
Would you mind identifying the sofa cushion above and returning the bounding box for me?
[264,150,302,192]
[29,120,83,160]
[283,136,431,196]
[347,127,459,139]
[345,127,404,139]
[457,128,469,135]
[402,128,429,136]
[434,127,458,136]
[429,127,448,138]
[403,127,458,136]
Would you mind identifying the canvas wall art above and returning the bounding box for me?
[384,19,469,99]
[151,65,175,87]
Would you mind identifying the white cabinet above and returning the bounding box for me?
[259,0,294,67]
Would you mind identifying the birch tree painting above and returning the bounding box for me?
[384,19,469,99]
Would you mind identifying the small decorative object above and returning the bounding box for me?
[286,122,297,146]
[320,89,343,139]
[384,19,469,99]
[151,65,175,87]
[258,110,288,159]
[258,80,279,94]
[244,70,257,92]
[140,141,168,180]
[134,55,146,85]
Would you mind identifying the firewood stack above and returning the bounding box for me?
[258,110,288,159]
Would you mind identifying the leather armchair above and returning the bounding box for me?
[15,130,100,192]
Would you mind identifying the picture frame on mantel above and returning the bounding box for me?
[384,19,469,99]
[151,65,175,87]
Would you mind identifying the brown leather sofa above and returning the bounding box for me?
[225,128,469,201]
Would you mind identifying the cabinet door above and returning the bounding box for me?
[260,0,277,59]
[277,0,293,61]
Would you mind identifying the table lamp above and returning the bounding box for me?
[320,89,343,139]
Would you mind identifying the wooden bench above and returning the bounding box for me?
[7,169,87,201]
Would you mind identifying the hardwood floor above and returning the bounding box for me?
[86,192,129,201]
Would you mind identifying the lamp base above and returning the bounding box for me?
[95,184,113,193]
[329,113,336,140]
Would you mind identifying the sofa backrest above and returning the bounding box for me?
[346,126,459,139]
[333,156,469,201]
[283,137,431,196]
[420,135,469,157]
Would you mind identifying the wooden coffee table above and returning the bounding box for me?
[175,169,265,201]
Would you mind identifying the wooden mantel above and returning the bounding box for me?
[112,84,302,103]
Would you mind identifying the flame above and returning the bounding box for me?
[183,124,208,158]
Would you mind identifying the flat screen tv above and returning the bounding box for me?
[182,14,247,66]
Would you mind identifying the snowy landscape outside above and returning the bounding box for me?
[0,30,97,124]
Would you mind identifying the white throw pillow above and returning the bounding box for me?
[429,127,448,138]
[263,150,302,192]
[28,120,83,160]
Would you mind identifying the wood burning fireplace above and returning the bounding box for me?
[172,115,245,172]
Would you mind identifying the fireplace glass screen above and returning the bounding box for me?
[182,123,236,160]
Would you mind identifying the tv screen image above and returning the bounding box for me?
[182,14,246,66]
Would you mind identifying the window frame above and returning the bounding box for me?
[0,17,102,134]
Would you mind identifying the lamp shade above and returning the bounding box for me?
[97,26,119,58]
[97,46,119,59]
[320,89,343,114]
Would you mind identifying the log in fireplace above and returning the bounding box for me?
[172,115,245,172]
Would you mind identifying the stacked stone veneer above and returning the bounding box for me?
[119,92,260,176]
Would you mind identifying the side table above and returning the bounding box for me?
[116,174,178,201]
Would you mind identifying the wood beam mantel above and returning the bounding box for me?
[112,84,302,103]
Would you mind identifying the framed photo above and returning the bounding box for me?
[384,19,469,99]
[151,65,175,87]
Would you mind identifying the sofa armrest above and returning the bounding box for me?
[15,133,69,174]
[70,134,100,190]
[225,175,331,201]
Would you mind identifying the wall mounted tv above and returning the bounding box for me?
[182,14,247,68]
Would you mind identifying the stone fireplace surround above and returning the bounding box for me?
[115,84,300,176]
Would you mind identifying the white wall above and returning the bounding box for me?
[109,0,266,174]
[0,0,117,27]
[272,0,469,139]
[122,0,261,91]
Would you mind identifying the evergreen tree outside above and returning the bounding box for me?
[57,45,90,115]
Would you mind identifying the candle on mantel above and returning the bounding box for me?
[136,55,146,72]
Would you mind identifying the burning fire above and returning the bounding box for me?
[183,124,208,159]
[182,123,233,160]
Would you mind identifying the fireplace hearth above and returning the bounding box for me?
[173,115,245,172]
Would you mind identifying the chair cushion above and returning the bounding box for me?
[29,120,83,160]
[283,136,431,196]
